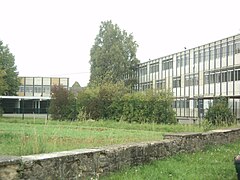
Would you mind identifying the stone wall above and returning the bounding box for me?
[1,128,240,179]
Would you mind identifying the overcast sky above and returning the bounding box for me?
[0,0,240,86]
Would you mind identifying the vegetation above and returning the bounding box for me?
[205,96,235,126]
[115,90,176,124]
[0,117,205,156]
[89,20,139,86]
[103,141,240,179]
[77,83,176,124]
[77,82,128,120]
[48,85,77,120]
[0,40,20,96]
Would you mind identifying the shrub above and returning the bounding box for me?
[205,97,235,126]
[116,90,176,124]
[49,85,76,120]
[77,83,176,124]
[77,82,129,120]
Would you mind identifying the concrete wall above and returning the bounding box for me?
[1,128,240,179]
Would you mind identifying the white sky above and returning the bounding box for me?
[0,0,240,86]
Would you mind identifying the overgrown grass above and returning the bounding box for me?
[103,141,240,180]
[0,117,238,157]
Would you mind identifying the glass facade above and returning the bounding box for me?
[135,34,240,118]
[18,77,69,97]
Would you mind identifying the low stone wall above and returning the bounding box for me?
[1,128,240,179]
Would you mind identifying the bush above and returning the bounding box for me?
[205,97,235,126]
[114,90,176,124]
[49,85,76,121]
[77,82,128,120]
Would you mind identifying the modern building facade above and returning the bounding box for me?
[17,76,69,97]
[0,76,69,115]
[135,34,240,119]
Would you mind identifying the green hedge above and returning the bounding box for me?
[77,83,176,124]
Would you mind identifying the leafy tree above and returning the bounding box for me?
[89,20,139,86]
[205,97,235,126]
[70,81,82,96]
[49,85,77,120]
[0,40,20,95]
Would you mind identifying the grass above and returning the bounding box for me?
[0,117,207,156]
[103,141,240,180]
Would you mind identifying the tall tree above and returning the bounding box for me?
[89,20,139,86]
[0,40,19,95]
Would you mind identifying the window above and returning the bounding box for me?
[19,86,24,92]
[209,73,215,84]
[235,70,240,81]
[235,41,240,54]
[185,53,189,65]
[149,63,159,73]
[140,66,147,76]
[199,50,203,62]
[43,86,50,93]
[174,99,189,108]
[185,74,198,86]
[194,51,198,64]
[222,71,227,82]
[173,77,181,88]
[216,46,220,59]
[222,45,227,57]
[210,47,214,60]
[156,79,165,89]
[228,44,233,56]
[176,55,183,67]
[205,50,209,62]
[204,72,209,84]
[25,86,33,93]
[34,86,42,93]
[215,72,221,83]
[228,71,234,81]
[162,59,173,70]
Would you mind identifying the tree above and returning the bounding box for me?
[205,97,235,126]
[49,85,76,120]
[70,81,82,96]
[0,40,20,95]
[89,20,139,86]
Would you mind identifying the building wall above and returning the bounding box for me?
[17,77,69,97]
[136,34,240,118]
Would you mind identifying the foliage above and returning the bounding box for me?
[205,97,235,126]
[89,20,139,86]
[48,85,77,120]
[113,90,176,124]
[77,83,176,124]
[0,40,20,95]
[77,82,128,120]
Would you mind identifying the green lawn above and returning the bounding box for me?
[0,117,205,156]
[103,141,240,180]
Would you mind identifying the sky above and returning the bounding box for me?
[0,0,240,87]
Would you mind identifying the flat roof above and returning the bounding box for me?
[0,96,51,100]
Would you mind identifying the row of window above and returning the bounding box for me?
[162,59,173,70]
[149,63,159,73]
[140,68,240,90]
[19,86,51,94]
[204,69,240,84]
[138,41,240,73]
[172,100,190,108]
